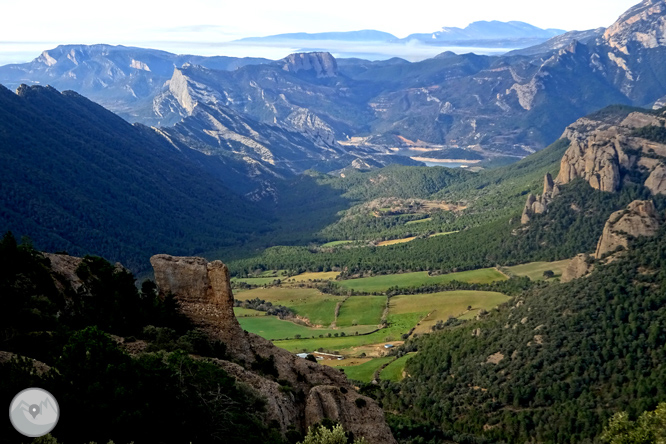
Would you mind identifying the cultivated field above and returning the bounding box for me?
[336,296,386,327]
[390,290,510,334]
[286,271,340,282]
[231,273,512,358]
[505,259,571,281]
[405,217,432,225]
[337,268,507,293]
[234,287,343,326]
[380,353,416,382]
[334,356,393,382]
[233,307,265,317]
[237,316,376,341]
[377,236,417,246]
[429,231,458,237]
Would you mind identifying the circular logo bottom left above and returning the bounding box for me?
[9,388,59,437]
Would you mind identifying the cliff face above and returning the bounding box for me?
[150,254,397,444]
[595,200,661,258]
[556,111,666,193]
[603,0,666,55]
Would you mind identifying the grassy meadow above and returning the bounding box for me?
[337,268,507,293]
[505,259,571,280]
[377,237,417,246]
[380,353,416,382]
[390,290,510,334]
[234,287,343,326]
[336,296,386,327]
[334,356,394,382]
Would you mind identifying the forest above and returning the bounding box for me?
[366,227,666,443]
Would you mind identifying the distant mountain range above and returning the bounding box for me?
[1,0,665,189]
[235,21,566,48]
[400,20,565,46]
[237,30,398,43]
[0,44,270,122]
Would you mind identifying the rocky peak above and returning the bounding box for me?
[595,199,661,258]
[280,52,338,78]
[521,173,560,224]
[603,0,666,54]
[557,110,666,193]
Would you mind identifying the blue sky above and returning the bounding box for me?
[0,0,642,63]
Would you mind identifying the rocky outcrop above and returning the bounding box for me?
[645,164,666,194]
[305,385,395,443]
[557,127,624,192]
[557,111,666,193]
[561,253,594,283]
[603,0,666,55]
[280,52,338,78]
[150,254,247,355]
[150,254,397,444]
[0,351,51,375]
[521,173,560,224]
[595,200,661,258]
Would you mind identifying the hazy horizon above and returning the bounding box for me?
[0,0,641,65]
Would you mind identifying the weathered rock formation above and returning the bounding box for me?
[556,111,666,193]
[150,254,397,444]
[280,52,338,78]
[603,0,666,55]
[561,254,594,283]
[521,173,560,224]
[595,200,661,258]
[150,254,248,354]
[645,163,666,194]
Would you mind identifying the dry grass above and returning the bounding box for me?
[377,236,417,246]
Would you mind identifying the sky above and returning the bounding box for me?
[0,0,642,64]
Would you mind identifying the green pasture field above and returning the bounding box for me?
[233,287,343,326]
[233,307,265,317]
[505,259,571,281]
[390,290,510,334]
[334,356,394,383]
[336,296,386,327]
[377,236,417,246]
[405,217,432,225]
[274,312,422,355]
[429,231,458,237]
[286,271,340,282]
[237,316,376,341]
[380,353,416,382]
[231,276,284,285]
[337,268,507,293]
